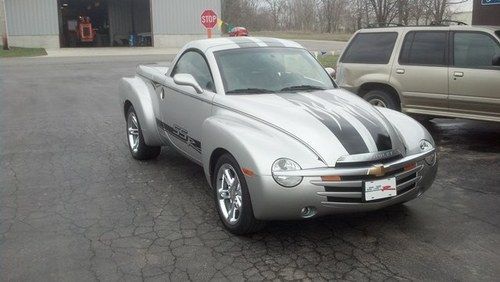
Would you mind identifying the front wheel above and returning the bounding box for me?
[213,153,265,235]
[126,106,161,160]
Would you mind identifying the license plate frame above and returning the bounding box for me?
[364,177,397,202]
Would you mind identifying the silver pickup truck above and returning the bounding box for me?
[119,37,437,234]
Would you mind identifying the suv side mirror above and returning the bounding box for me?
[173,73,203,94]
[493,55,500,66]
[325,67,336,78]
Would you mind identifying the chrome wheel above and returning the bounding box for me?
[369,98,387,108]
[127,112,140,153]
[216,164,242,225]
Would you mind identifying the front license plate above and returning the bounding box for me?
[364,177,397,201]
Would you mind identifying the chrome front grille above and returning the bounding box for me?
[312,164,423,204]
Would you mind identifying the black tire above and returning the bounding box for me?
[213,153,265,235]
[126,106,161,160]
[363,89,401,111]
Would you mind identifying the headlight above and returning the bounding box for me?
[419,140,433,151]
[272,158,303,187]
[419,140,436,166]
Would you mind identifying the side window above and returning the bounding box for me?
[453,32,500,69]
[400,31,447,66]
[340,32,398,64]
[172,51,215,92]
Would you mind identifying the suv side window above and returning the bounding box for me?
[400,31,448,66]
[172,51,215,92]
[340,32,397,64]
[453,32,500,69]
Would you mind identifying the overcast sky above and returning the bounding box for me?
[454,0,473,12]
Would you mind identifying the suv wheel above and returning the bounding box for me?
[363,90,400,111]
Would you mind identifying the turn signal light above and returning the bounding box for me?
[241,168,255,177]
[321,175,341,181]
[404,163,417,171]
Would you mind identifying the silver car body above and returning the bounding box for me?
[119,37,438,220]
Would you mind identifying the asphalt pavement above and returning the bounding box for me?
[0,55,499,281]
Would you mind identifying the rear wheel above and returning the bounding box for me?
[126,106,161,160]
[213,153,265,235]
[363,89,400,111]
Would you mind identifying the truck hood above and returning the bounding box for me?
[214,89,406,166]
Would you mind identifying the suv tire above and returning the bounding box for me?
[363,90,400,111]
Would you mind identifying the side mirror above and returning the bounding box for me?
[492,54,500,66]
[173,73,203,94]
[325,67,336,78]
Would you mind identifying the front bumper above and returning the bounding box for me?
[247,150,438,220]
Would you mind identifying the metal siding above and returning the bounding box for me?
[151,0,220,35]
[5,0,59,36]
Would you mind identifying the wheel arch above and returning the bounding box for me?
[209,147,232,185]
[119,77,163,147]
[124,100,133,118]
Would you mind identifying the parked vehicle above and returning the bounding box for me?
[229,27,249,37]
[336,25,500,122]
[119,37,437,234]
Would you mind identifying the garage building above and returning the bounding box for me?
[2,0,220,49]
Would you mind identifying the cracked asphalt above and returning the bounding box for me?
[1,55,499,281]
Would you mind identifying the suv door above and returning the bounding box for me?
[449,31,500,121]
[159,50,216,162]
[391,31,449,113]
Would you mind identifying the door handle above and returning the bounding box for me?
[160,88,165,100]
[396,68,405,74]
[453,71,464,78]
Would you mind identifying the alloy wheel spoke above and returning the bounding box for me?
[223,169,234,188]
[219,189,230,199]
[227,203,235,219]
[128,127,139,136]
[234,196,242,210]
[131,115,138,128]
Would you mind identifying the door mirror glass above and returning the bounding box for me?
[325,67,336,78]
[493,54,500,66]
[173,73,203,94]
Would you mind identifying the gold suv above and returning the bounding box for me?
[336,25,500,122]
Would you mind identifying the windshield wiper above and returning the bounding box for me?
[279,85,326,92]
[226,88,275,94]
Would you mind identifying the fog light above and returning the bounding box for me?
[301,206,316,218]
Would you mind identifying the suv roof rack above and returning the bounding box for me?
[366,22,405,28]
[430,20,468,26]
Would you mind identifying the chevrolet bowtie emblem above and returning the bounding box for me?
[368,164,386,177]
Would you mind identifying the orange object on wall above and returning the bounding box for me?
[77,17,96,43]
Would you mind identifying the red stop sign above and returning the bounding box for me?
[201,10,218,29]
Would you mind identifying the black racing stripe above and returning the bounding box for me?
[259,38,285,47]
[314,92,393,151]
[278,94,369,154]
[229,37,259,48]
[156,118,201,153]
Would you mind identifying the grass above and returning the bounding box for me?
[252,31,352,42]
[0,46,47,58]
[317,54,340,68]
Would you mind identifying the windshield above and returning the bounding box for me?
[214,47,336,94]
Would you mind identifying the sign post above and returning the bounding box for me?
[201,9,217,38]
